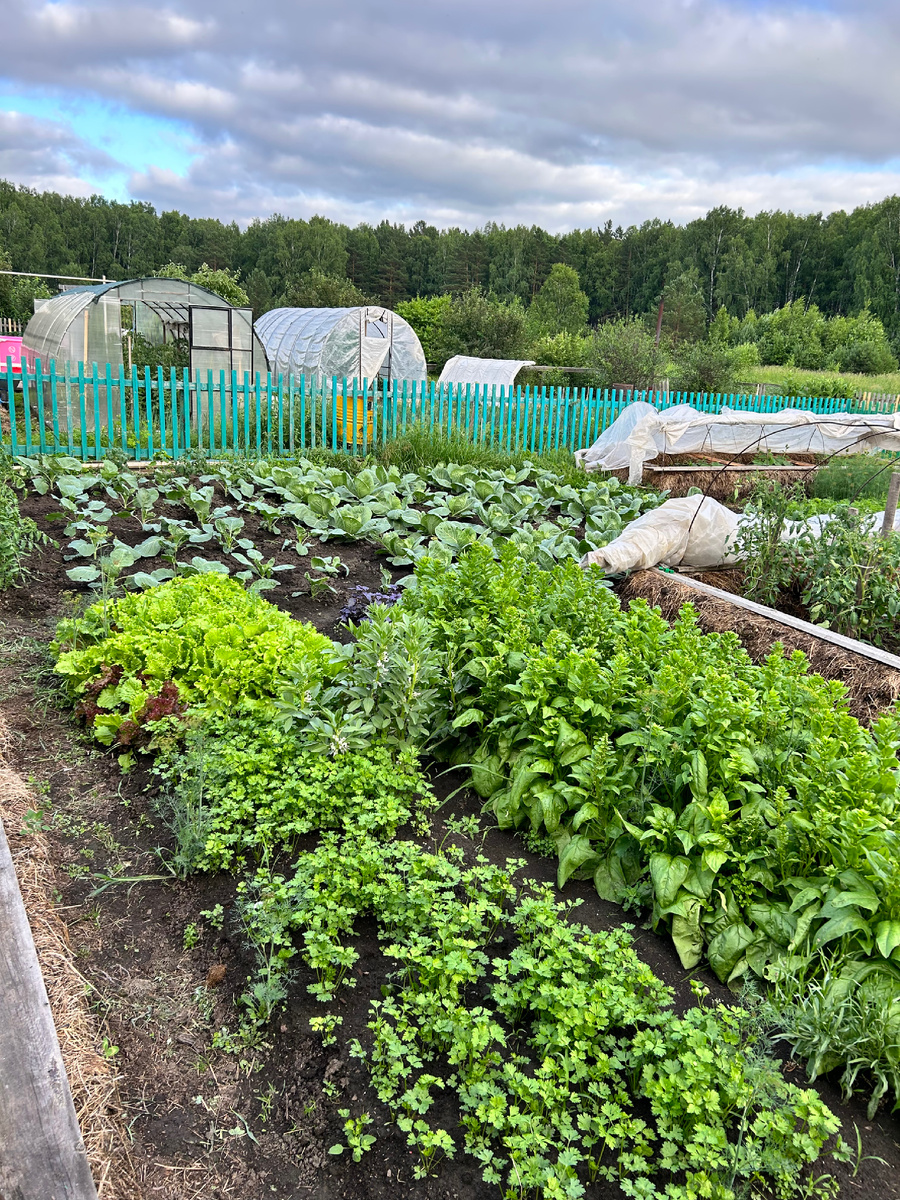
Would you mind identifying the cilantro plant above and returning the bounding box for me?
[236,834,846,1198]
[156,714,432,872]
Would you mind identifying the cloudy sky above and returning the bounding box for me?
[1,0,899,230]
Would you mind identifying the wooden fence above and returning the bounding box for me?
[1,356,895,461]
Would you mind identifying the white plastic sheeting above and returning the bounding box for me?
[581,494,900,574]
[437,355,535,389]
[255,306,426,384]
[575,401,900,484]
[582,496,744,573]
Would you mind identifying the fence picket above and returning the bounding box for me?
[36,359,48,454]
[8,359,900,461]
[21,359,34,456]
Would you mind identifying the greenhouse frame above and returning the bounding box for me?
[22,278,268,378]
[255,306,427,385]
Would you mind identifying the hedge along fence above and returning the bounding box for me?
[0,355,880,462]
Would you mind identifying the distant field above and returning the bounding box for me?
[739,364,900,397]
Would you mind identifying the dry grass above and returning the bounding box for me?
[0,714,141,1200]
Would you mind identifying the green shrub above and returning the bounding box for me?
[53,573,338,747]
[590,316,665,390]
[670,338,758,394]
[395,294,452,365]
[734,302,897,376]
[429,287,527,371]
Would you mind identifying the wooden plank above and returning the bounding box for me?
[645,464,818,474]
[660,569,900,670]
[882,472,900,535]
[0,817,98,1200]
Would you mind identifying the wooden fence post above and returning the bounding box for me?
[881,472,900,535]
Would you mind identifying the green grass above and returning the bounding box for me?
[303,423,597,488]
[741,365,900,400]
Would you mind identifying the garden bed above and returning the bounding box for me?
[3,456,900,1199]
[604,452,821,502]
[3,613,900,1200]
[618,569,900,723]
[643,463,818,502]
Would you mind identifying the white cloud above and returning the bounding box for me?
[33,3,210,49]
[2,0,900,228]
[0,108,121,194]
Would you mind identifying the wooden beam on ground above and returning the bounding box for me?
[660,569,900,671]
[0,816,98,1200]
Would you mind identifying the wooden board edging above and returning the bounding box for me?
[0,816,98,1200]
[660,569,900,671]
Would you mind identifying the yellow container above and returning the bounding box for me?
[335,395,374,445]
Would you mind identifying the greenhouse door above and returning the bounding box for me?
[188,306,254,379]
[361,309,393,384]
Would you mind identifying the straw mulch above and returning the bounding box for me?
[620,569,900,723]
[643,465,816,503]
[0,716,140,1200]
[604,454,820,501]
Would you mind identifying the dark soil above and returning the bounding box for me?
[12,487,398,641]
[2,496,899,1199]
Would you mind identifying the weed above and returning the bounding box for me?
[200,903,225,931]
[443,813,481,840]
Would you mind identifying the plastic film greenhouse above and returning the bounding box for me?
[22,278,268,377]
[254,306,427,385]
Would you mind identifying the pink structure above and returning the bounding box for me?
[0,336,24,377]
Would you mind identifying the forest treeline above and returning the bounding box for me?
[4,179,900,344]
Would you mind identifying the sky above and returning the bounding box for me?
[1,0,900,231]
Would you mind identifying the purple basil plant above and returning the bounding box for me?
[339,582,403,624]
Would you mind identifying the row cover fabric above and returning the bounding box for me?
[437,355,535,389]
[581,494,900,574]
[582,496,744,572]
[255,306,427,385]
[575,401,900,484]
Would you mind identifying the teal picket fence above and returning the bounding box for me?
[0,356,884,462]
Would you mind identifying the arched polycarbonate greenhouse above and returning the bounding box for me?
[255,306,427,385]
[23,278,268,377]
